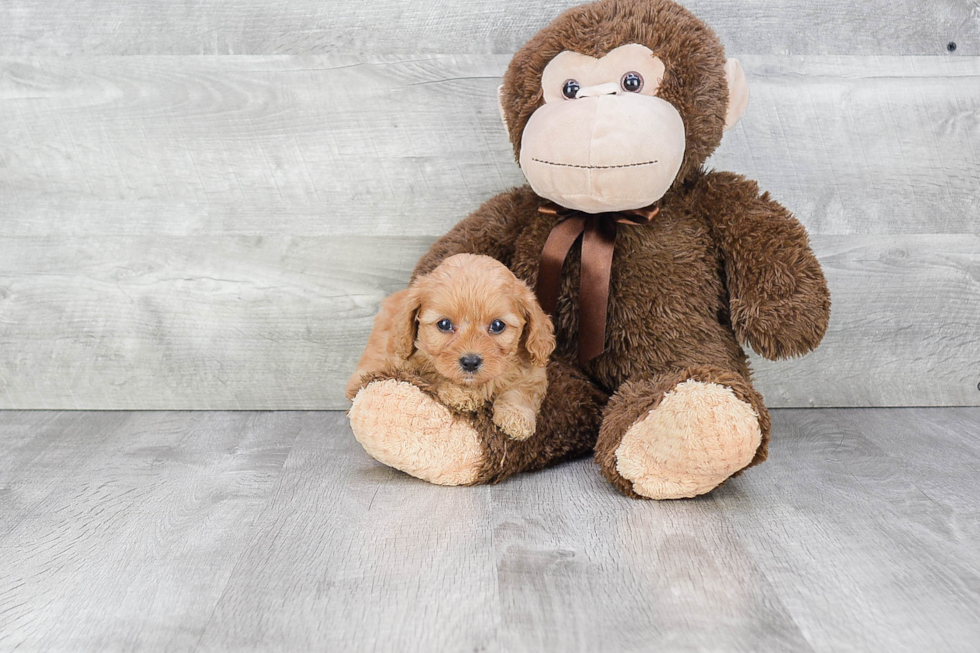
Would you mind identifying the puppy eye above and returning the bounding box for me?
[562,79,580,99]
[436,318,453,333]
[488,319,506,334]
[621,71,643,93]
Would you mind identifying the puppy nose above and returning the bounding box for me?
[459,354,482,373]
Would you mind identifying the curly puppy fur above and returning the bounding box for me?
[347,253,555,441]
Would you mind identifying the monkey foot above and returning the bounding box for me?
[614,380,762,499]
[348,379,485,485]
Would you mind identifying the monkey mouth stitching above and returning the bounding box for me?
[531,158,658,170]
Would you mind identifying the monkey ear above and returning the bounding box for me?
[497,84,510,132]
[724,59,749,131]
[391,284,424,361]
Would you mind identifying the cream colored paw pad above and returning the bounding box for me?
[614,380,762,500]
[348,380,484,486]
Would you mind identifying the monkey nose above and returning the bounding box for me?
[459,354,483,373]
[575,82,620,99]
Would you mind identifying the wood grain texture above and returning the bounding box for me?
[0,411,304,650]
[1,234,977,409]
[0,235,421,409]
[2,55,979,237]
[490,458,815,651]
[715,408,980,651]
[1,409,979,651]
[0,0,976,56]
[2,53,979,408]
[0,411,132,539]
[195,413,499,652]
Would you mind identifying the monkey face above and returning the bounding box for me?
[498,0,750,212]
[518,44,685,213]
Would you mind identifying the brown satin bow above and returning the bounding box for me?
[535,201,660,366]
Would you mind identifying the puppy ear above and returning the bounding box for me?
[391,282,424,361]
[516,281,555,367]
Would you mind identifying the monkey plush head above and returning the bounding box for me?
[499,0,748,213]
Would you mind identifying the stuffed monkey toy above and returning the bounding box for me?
[348,0,830,499]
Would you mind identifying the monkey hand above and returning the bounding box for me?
[702,173,831,360]
[729,264,830,360]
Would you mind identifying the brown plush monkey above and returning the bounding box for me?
[348,0,830,499]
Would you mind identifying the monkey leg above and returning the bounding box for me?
[476,359,607,483]
[594,366,770,500]
[347,360,607,486]
[347,369,486,485]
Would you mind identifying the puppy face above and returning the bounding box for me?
[395,254,554,386]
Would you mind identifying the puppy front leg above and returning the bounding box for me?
[436,384,484,413]
[492,367,547,441]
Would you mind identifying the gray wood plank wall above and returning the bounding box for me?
[1,2,978,409]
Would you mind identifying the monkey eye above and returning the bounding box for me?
[488,319,506,335]
[436,318,454,333]
[562,79,581,99]
[621,71,644,93]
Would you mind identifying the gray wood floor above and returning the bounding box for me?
[1,408,978,652]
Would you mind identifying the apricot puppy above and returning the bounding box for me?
[346,254,555,440]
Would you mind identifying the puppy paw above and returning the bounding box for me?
[437,385,483,412]
[492,401,536,441]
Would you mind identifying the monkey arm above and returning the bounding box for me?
[699,172,831,360]
[411,188,530,279]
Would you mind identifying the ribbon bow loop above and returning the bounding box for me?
[535,201,659,366]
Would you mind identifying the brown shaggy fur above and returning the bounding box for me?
[362,0,830,496]
[475,359,608,483]
[355,361,606,486]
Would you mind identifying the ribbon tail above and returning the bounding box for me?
[578,218,617,365]
[535,216,586,317]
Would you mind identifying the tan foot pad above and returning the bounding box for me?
[615,380,762,499]
[348,380,484,486]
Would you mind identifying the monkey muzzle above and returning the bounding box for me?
[519,93,686,213]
